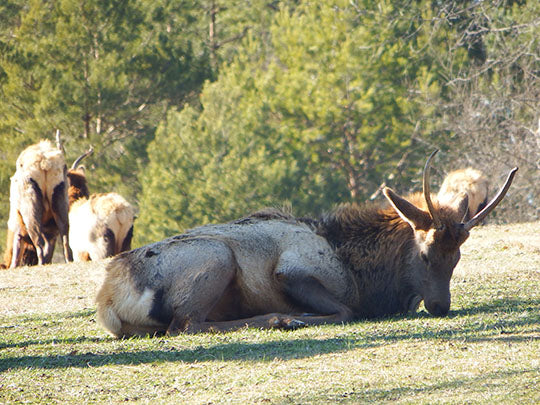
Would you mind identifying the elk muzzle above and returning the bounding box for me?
[424,295,451,316]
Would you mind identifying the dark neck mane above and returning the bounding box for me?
[316,202,417,318]
[66,170,89,207]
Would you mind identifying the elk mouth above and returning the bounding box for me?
[407,294,422,313]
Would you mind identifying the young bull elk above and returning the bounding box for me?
[1,139,72,268]
[438,168,489,221]
[96,151,517,337]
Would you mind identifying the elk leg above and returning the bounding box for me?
[19,179,46,265]
[120,225,134,253]
[178,313,308,334]
[51,181,72,262]
[164,241,238,336]
[3,227,15,268]
[178,273,354,334]
[43,236,57,263]
[279,272,354,325]
[9,227,22,268]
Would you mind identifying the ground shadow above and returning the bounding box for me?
[1,296,538,371]
[301,366,540,402]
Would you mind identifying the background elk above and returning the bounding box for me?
[96,151,517,338]
[438,168,489,221]
[67,149,135,261]
[1,139,72,268]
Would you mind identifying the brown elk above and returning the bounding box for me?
[438,168,489,221]
[96,151,517,337]
[1,139,72,268]
[67,149,135,261]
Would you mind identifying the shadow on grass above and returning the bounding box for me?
[0,309,95,324]
[1,297,538,371]
[0,337,356,371]
[450,298,540,317]
[307,367,540,402]
[0,335,105,350]
[1,330,538,372]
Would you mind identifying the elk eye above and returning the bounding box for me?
[420,253,429,264]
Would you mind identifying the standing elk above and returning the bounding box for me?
[96,151,517,338]
[1,139,72,268]
[438,168,489,221]
[67,150,135,262]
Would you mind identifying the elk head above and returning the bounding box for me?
[383,150,517,316]
[67,146,93,206]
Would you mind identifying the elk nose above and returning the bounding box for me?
[428,302,449,317]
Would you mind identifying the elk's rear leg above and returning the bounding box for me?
[51,181,72,262]
[181,272,354,333]
[278,272,353,326]
[165,242,238,336]
[9,226,21,268]
[18,179,46,265]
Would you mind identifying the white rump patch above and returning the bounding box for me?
[113,287,161,327]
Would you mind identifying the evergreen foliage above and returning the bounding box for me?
[0,0,537,250]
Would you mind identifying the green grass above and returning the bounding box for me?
[1,222,539,403]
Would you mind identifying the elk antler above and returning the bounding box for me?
[55,130,65,153]
[71,146,94,170]
[423,149,442,229]
[464,167,518,231]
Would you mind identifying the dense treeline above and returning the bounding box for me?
[0,0,538,250]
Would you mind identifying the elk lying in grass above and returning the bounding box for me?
[96,151,517,337]
[67,150,135,261]
[438,168,489,221]
[1,139,72,268]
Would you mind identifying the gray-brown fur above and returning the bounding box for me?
[96,153,517,337]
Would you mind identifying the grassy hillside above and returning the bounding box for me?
[0,222,539,403]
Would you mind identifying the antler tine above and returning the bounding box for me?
[55,130,64,153]
[464,167,518,231]
[423,149,442,229]
[71,146,94,170]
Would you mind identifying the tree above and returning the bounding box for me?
[414,0,540,222]
[136,0,440,245]
[0,0,212,249]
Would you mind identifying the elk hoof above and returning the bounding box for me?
[268,314,306,330]
[284,319,306,330]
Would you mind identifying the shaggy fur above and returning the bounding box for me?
[66,168,90,206]
[1,140,72,268]
[95,157,515,337]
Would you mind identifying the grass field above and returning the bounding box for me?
[1,222,539,404]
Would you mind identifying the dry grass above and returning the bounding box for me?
[0,222,539,403]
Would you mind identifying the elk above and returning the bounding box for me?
[96,151,517,338]
[69,192,135,261]
[1,139,72,268]
[438,168,489,221]
[67,149,135,261]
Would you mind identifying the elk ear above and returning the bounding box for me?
[383,187,431,230]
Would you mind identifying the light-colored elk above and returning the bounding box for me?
[67,151,135,262]
[69,193,135,261]
[96,151,517,338]
[438,168,489,221]
[1,139,72,268]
